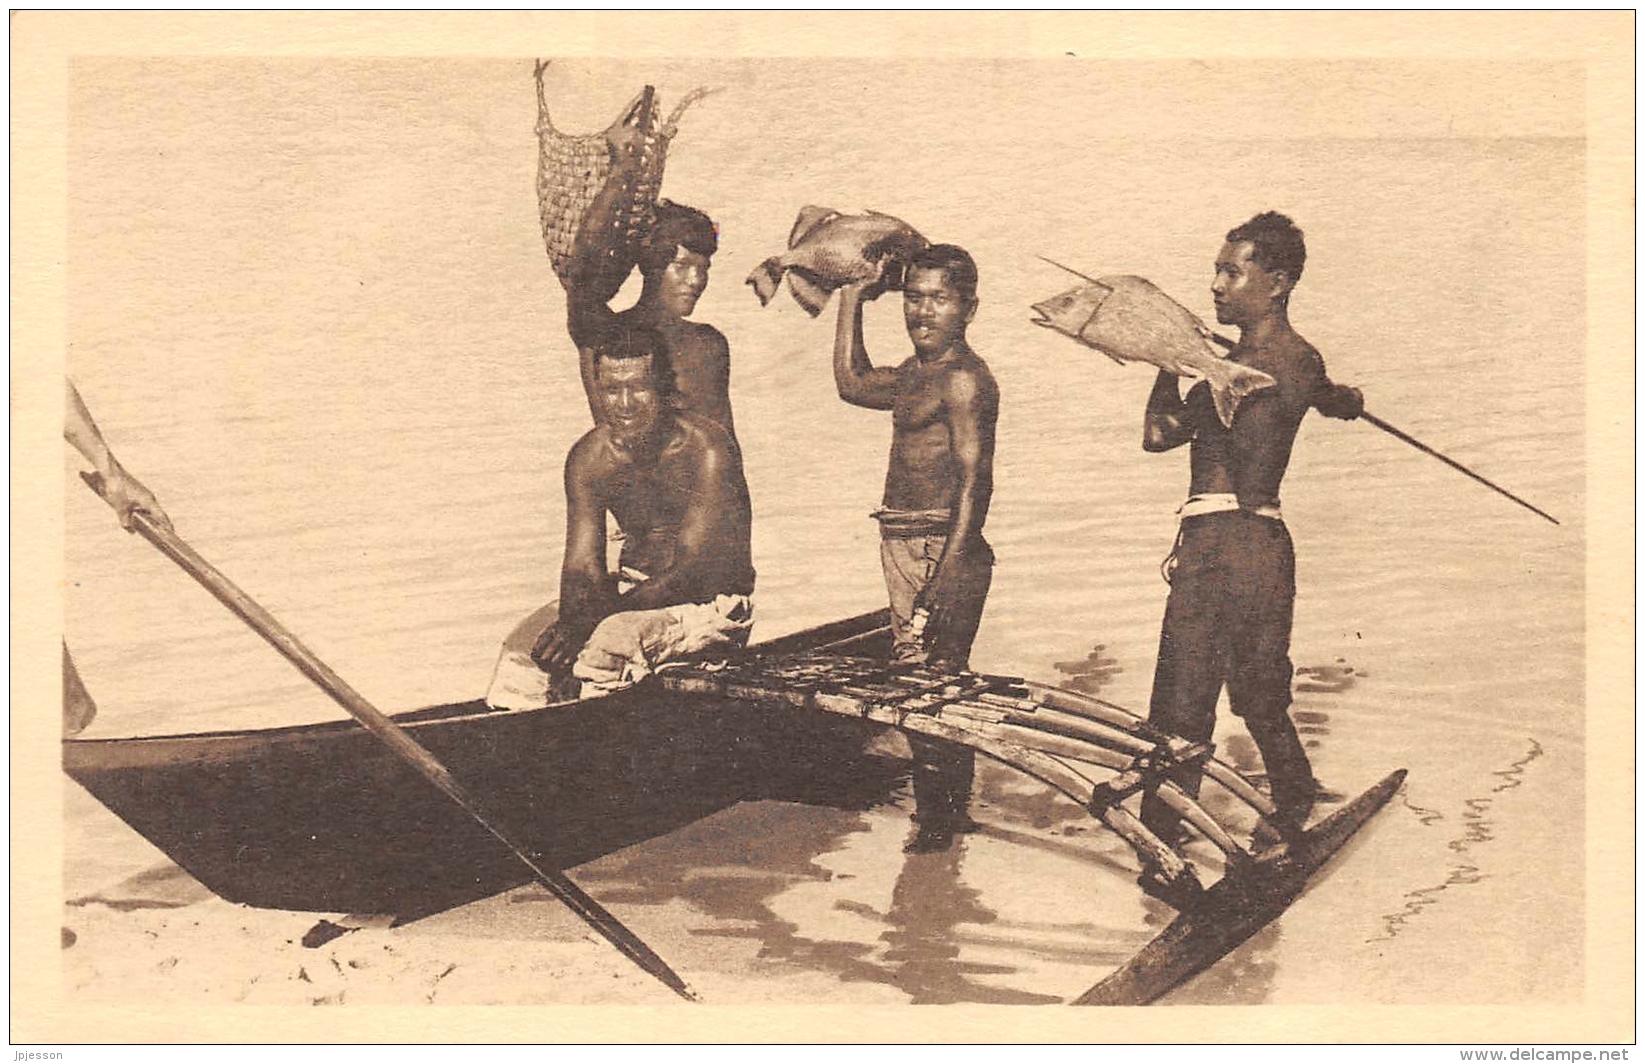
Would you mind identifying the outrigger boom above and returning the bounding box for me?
[660,652,1406,1005]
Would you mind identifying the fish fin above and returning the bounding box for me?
[861,233,913,269]
[786,270,835,317]
[788,206,840,248]
[1204,361,1278,428]
[746,257,785,307]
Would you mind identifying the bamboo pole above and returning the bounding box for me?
[79,471,699,1002]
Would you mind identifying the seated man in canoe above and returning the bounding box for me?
[487,324,755,707]
[560,119,737,442]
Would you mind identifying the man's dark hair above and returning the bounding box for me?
[907,243,979,303]
[1226,211,1307,284]
[589,324,675,393]
[638,200,718,277]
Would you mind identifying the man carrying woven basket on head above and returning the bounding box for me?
[560,120,737,443]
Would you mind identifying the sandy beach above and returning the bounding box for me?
[57,775,643,1007]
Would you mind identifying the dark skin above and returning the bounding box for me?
[561,118,735,439]
[834,265,999,648]
[1144,240,1361,497]
[531,353,754,676]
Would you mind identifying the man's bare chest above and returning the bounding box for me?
[893,376,946,432]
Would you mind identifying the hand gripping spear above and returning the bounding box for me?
[1036,257,1559,526]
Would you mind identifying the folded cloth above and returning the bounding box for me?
[573,593,753,695]
[484,594,754,709]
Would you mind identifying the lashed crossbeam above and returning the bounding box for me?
[659,652,1291,903]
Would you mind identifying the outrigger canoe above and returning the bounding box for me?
[64,605,1404,1004]
[62,611,906,920]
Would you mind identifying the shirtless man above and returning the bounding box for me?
[834,244,1000,854]
[487,325,754,707]
[1138,212,1362,876]
[560,119,735,439]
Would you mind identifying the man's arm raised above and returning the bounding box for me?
[563,118,648,417]
[833,282,901,411]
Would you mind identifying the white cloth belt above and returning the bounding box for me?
[1177,493,1283,521]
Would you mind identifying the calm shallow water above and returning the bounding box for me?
[63,59,1585,1004]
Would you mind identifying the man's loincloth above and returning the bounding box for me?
[871,507,993,668]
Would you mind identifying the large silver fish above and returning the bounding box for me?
[1031,273,1275,428]
[747,207,928,316]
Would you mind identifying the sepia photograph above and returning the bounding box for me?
[12,11,1633,1046]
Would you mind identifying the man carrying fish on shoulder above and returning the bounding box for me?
[485,324,756,708]
[1034,211,1362,900]
[826,234,1001,856]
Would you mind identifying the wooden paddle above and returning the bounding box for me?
[78,471,699,1002]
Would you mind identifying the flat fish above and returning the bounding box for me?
[1031,274,1276,428]
[747,207,928,316]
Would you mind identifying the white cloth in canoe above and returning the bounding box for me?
[485,594,754,709]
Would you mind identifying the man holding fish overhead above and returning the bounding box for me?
[834,244,1000,855]
[560,118,737,440]
[1135,212,1362,870]
[485,325,755,708]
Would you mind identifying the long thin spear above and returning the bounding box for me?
[1037,256,1559,526]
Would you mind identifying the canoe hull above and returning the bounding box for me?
[64,611,902,917]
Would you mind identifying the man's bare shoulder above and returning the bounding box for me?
[669,411,740,462]
[566,425,616,473]
[671,320,730,355]
[1248,331,1322,384]
[942,351,1000,403]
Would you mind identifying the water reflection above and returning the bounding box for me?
[555,759,1166,1003]
[65,863,213,913]
[874,839,1062,1005]
[1295,660,1361,696]
[1052,644,1124,697]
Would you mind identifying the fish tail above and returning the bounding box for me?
[786,270,835,317]
[1204,361,1277,428]
[746,257,785,307]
